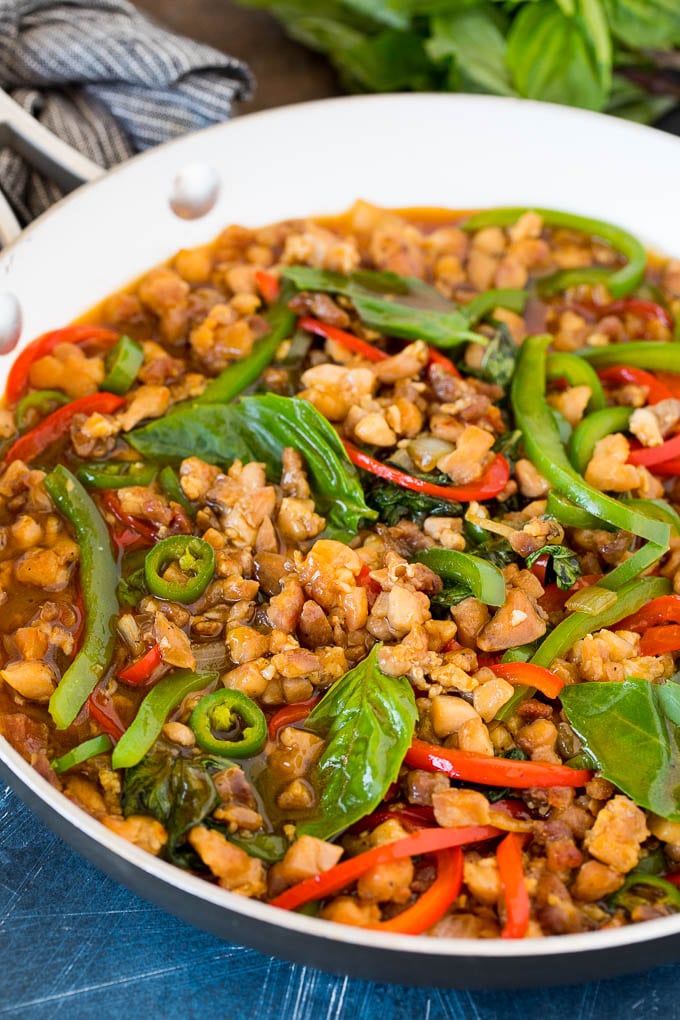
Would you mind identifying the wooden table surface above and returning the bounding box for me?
[136,0,342,112]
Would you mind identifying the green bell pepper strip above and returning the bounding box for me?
[537,267,614,298]
[76,461,157,489]
[52,734,112,773]
[461,208,646,299]
[498,575,671,719]
[463,288,528,324]
[622,498,680,539]
[189,688,267,758]
[412,548,505,607]
[101,334,144,395]
[546,353,606,412]
[532,575,670,667]
[144,536,215,604]
[159,465,196,519]
[195,282,296,406]
[112,669,218,769]
[610,873,680,911]
[545,490,613,531]
[567,406,633,475]
[578,341,680,373]
[511,335,668,546]
[15,389,69,431]
[44,465,119,729]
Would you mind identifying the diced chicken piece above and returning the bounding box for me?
[29,342,104,398]
[282,222,360,274]
[571,861,624,902]
[207,460,277,549]
[162,721,196,747]
[436,425,495,484]
[629,399,680,448]
[297,600,333,649]
[516,718,560,763]
[14,538,79,591]
[353,412,397,447]
[384,584,431,637]
[179,457,221,502]
[515,459,550,498]
[154,612,195,669]
[64,776,107,815]
[298,540,362,612]
[0,660,56,702]
[430,695,479,738]
[357,858,414,904]
[267,578,305,633]
[299,363,375,421]
[221,659,270,699]
[464,854,501,905]
[547,385,591,427]
[473,677,514,722]
[117,385,170,432]
[450,597,489,648]
[584,795,649,873]
[138,266,190,343]
[372,341,429,384]
[288,290,350,327]
[276,497,326,543]
[103,814,168,855]
[226,626,270,664]
[280,447,312,500]
[319,896,381,927]
[271,835,343,892]
[458,716,494,756]
[477,588,546,652]
[213,804,263,831]
[585,433,641,493]
[433,789,491,828]
[188,825,266,896]
[277,778,314,810]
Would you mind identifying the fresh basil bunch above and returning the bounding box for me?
[238,0,680,123]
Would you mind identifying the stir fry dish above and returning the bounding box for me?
[5,202,680,940]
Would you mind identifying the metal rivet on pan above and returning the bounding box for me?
[0,292,21,355]
[169,164,220,220]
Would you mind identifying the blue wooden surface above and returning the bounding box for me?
[2,781,680,1019]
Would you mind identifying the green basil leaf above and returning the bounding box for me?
[506,0,611,111]
[427,6,516,97]
[130,394,376,542]
[338,29,438,91]
[300,645,417,840]
[604,0,680,49]
[526,543,582,589]
[478,322,517,386]
[561,678,680,821]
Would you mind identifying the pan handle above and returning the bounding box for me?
[0,88,104,247]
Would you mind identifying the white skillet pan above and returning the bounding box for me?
[1,93,680,988]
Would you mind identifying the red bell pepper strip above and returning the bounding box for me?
[663,873,680,888]
[405,738,593,788]
[299,316,387,363]
[491,662,564,700]
[618,595,680,632]
[87,684,126,741]
[497,833,530,939]
[99,490,158,545]
[644,457,680,477]
[4,392,126,464]
[300,316,462,377]
[5,325,118,405]
[529,554,549,586]
[267,695,321,740]
[343,442,510,502]
[639,625,680,656]
[628,432,680,467]
[118,643,163,686]
[598,366,673,406]
[269,825,501,912]
[370,848,464,935]
[255,270,280,304]
[597,298,673,331]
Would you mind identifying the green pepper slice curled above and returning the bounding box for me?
[101,334,144,395]
[77,461,157,489]
[546,353,606,412]
[112,669,217,769]
[52,734,113,773]
[461,208,646,298]
[190,688,267,758]
[145,536,215,604]
[44,465,119,729]
[579,341,680,373]
[412,548,506,607]
[16,389,69,431]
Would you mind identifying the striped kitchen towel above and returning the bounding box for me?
[0,0,254,222]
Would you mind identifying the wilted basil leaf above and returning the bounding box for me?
[427,6,515,97]
[526,544,582,589]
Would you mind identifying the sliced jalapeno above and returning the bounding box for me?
[144,535,215,603]
[101,334,144,395]
[190,688,267,758]
[77,461,157,489]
